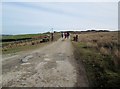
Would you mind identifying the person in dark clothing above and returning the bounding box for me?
[67,32,70,39]
[76,35,78,42]
[73,36,76,41]
[61,32,64,38]
[51,33,54,41]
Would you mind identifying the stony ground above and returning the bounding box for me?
[2,38,89,87]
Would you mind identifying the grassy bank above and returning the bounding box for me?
[72,32,120,87]
[2,32,61,55]
[2,42,48,54]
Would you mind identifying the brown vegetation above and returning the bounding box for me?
[72,32,120,87]
[78,32,119,66]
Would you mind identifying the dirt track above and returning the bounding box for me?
[2,38,89,87]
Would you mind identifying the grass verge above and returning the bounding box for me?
[2,33,61,55]
[72,41,120,87]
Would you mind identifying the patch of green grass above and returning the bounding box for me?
[73,41,120,87]
[2,34,44,40]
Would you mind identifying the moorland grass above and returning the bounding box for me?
[72,32,120,87]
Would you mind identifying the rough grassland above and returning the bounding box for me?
[72,32,120,87]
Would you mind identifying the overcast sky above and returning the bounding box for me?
[2,1,118,34]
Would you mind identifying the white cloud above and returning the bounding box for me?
[2,2,118,34]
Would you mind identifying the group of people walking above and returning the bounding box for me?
[51,32,78,42]
[61,32,78,42]
[61,32,70,39]
[73,35,78,42]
